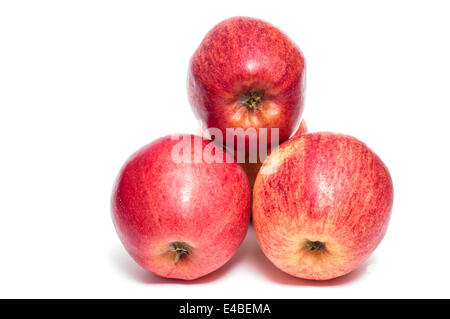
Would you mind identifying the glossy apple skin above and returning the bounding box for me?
[242,119,308,190]
[111,135,251,280]
[188,16,305,151]
[253,133,393,280]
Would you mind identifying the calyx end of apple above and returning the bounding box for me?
[241,91,263,110]
[170,241,190,264]
[305,240,325,252]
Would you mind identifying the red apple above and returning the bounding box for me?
[188,16,305,154]
[253,133,393,280]
[242,119,308,190]
[111,134,251,280]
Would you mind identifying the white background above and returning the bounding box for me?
[1,0,449,299]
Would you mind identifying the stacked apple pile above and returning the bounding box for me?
[111,17,393,281]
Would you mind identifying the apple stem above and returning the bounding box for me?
[241,91,262,110]
[170,241,190,264]
[305,240,325,252]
